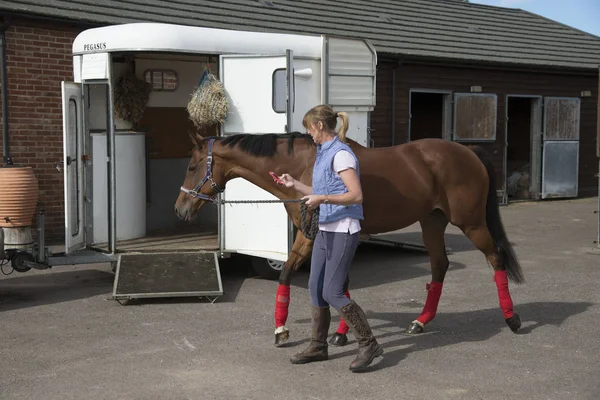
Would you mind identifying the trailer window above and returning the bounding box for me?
[453,93,497,141]
[68,98,80,236]
[272,68,287,113]
[144,69,178,91]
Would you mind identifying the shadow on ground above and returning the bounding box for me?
[290,301,593,373]
[370,230,478,254]
[282,243,469,292]
[0,267,115,312]
[0,238,474,311]
[0,254,254,311]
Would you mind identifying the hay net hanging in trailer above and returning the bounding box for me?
[113,69,152,126]
[187,69,229,130]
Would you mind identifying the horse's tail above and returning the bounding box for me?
[469,145,525,284]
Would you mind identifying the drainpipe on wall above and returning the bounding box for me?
[0,17,12,166]
[391,62,397,146]
[391,59,401,146]
[596,64,600,249]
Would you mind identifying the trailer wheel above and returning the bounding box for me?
[11,252,34,273]
[251,257,284,280]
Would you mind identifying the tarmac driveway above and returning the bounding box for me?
[1,198,599,400]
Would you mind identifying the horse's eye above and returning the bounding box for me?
[188,165,197,172]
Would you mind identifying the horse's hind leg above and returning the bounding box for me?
[328,275,351,346]
[461,224,521,333]
[405,209,450,335]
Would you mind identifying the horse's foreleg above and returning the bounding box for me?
[274,230,314,347]
[405,210,450,335]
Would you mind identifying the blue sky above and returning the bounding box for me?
[469,0,600,37]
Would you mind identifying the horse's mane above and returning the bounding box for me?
[207,132,315,157]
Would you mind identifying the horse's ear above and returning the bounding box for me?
[188,130,205,150]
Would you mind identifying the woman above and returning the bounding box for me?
[278,105,383,372]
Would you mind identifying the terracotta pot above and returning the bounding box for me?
[0,166,39,228]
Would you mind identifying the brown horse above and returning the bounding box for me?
[175,131,524,347]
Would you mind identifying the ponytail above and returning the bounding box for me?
[302,105,351,142]
[336,112,349,142]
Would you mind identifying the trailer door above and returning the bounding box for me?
[541,97,581,199]
[61,82,85,253]
[219,52,294,262]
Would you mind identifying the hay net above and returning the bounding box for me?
[113,70,152,125]
[187,69,229,130]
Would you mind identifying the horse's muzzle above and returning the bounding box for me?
[174,205,187,221]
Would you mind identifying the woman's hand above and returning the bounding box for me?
[277,173,313,196]
[301,194,325,209]
[278,173,297,189]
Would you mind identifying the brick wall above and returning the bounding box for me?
[0,18,83,242]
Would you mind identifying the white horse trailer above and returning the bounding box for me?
[6,22,381,300]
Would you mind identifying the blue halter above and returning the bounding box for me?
[180,139,224,202]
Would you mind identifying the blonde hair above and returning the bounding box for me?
[302,105,349,142]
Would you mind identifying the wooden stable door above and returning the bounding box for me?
[541,97,581,199]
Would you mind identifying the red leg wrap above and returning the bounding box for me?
[336,291,351,334]
[275,284,290,328]
[416,281,444,325]
[494,270,514,319]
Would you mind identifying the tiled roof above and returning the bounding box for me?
[3,0,600,70]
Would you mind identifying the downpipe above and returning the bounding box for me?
[0,19,9,263]
[596,166,600,249]
[0,227,4,260]
[391,61,398,146]
[36,209,47,264]
[1,18,12,165]
[18,210,50,271]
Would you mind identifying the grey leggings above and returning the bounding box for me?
[309,230,360,310]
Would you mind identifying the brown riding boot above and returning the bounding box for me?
[338,300,383,372]
[290,306,330,364]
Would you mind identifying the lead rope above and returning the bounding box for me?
[215,199,320,240]
[299,201,320,241]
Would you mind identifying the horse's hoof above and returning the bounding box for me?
[403,321,424,335]
[275,326,290,347]
[505,314,521,333]
[329,332,348,346]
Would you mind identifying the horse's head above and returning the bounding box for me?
[175,132,227,222]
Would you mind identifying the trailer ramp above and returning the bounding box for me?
[112,251,223,302]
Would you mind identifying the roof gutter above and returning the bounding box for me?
[0,17,12,166]
[378,53,600,76]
